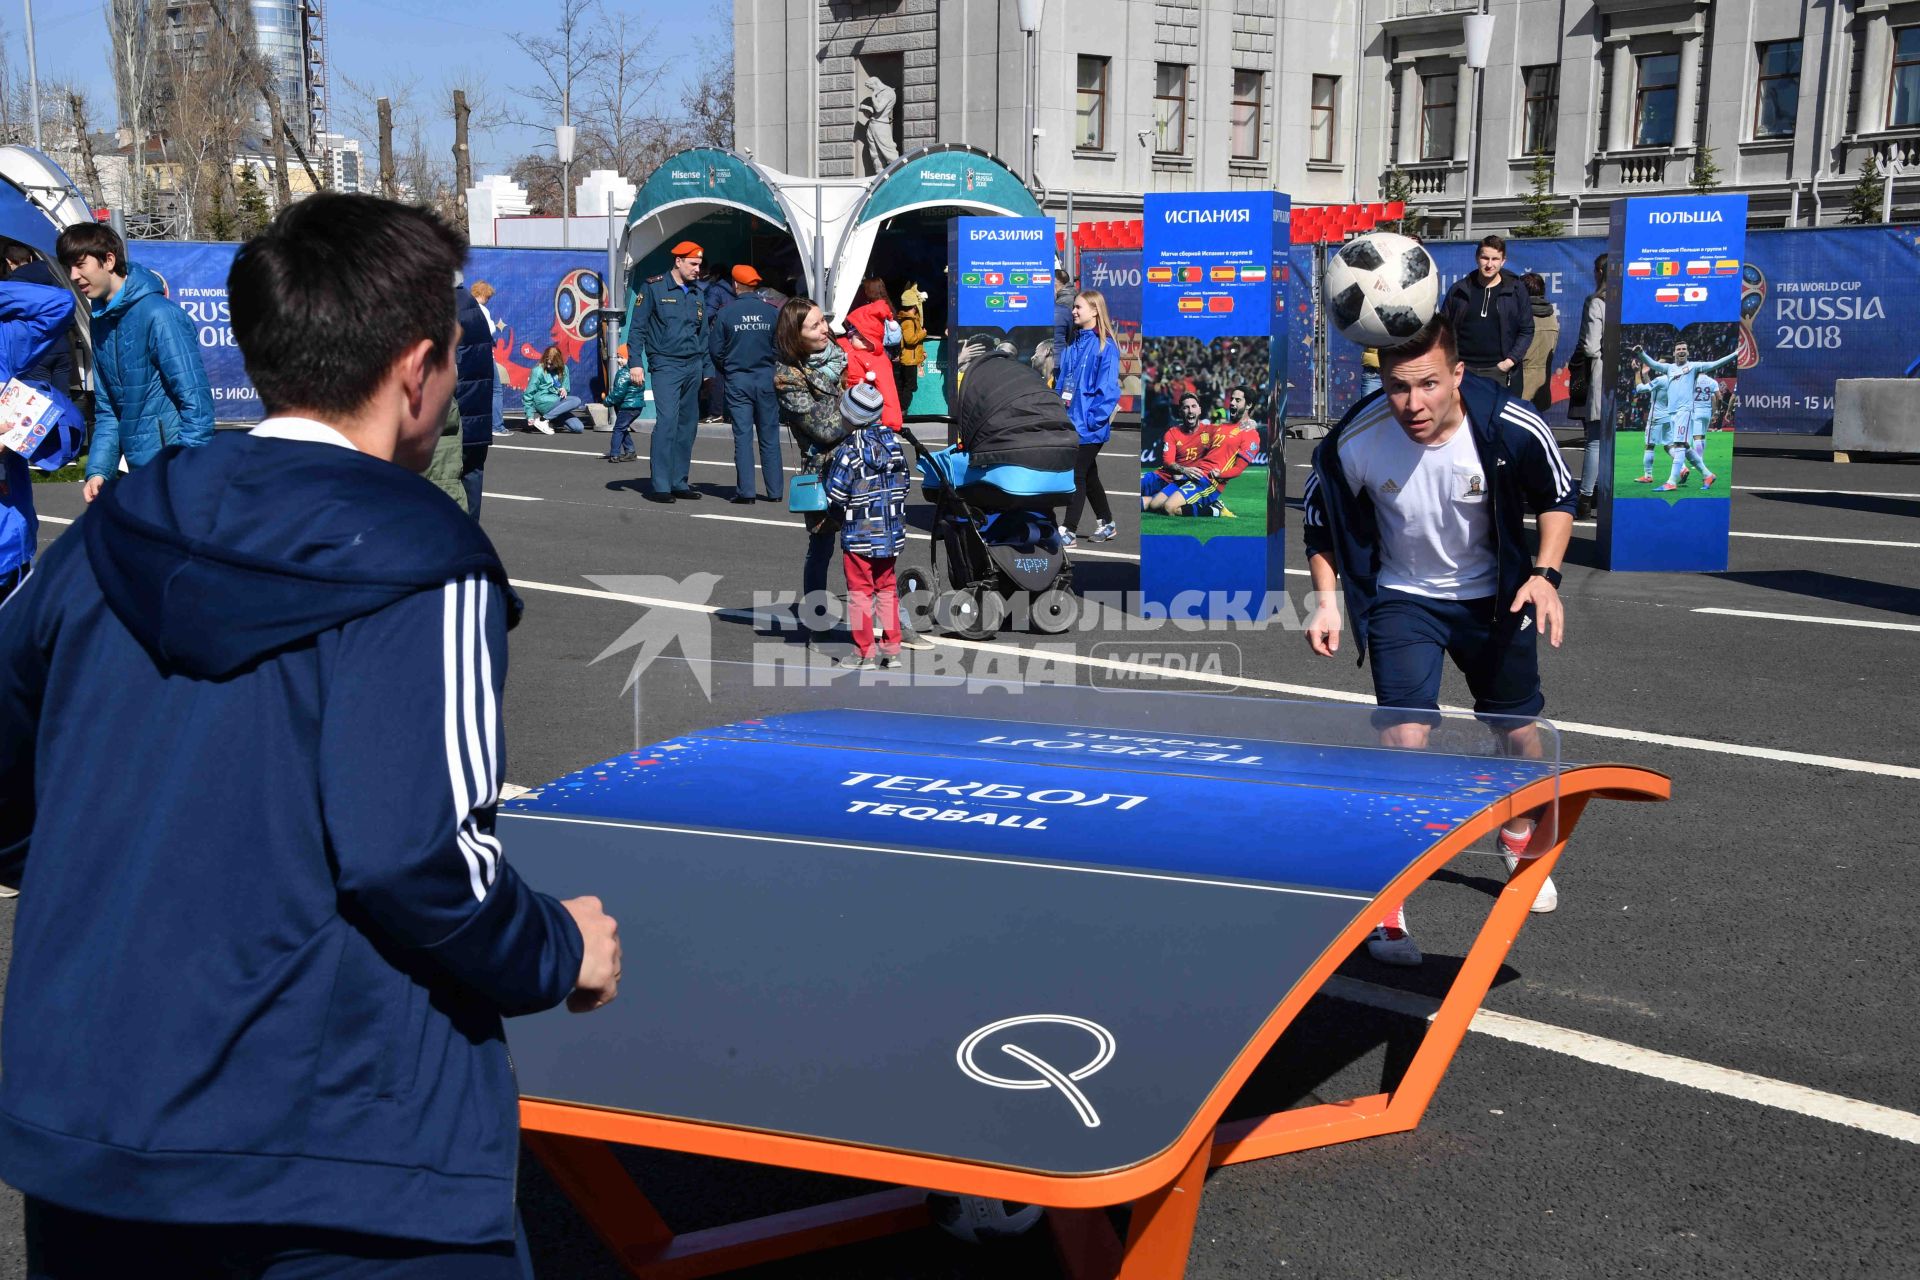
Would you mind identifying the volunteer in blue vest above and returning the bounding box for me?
[710,264,784,505]
[632,240,710,503]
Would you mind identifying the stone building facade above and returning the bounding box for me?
[733,0,1917,231]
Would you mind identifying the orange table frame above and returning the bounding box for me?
[521,765,1668,1279]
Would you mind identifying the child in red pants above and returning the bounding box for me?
[824,374,912,670]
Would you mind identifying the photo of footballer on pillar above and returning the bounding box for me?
[1140,388,1263,518]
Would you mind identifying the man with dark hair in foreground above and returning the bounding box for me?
[0,193,621,1276]
[1303,318,1574,967]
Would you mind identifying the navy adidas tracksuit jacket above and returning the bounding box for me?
[0,431,584,1242]
[1301,375,1576,666]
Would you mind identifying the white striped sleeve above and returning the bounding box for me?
[1500,403,1574,503]
[441,575,502,902]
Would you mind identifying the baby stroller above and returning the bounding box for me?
[897,349,1083,639]
[902,431,1078,638]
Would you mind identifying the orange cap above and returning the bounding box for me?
[731,264,762,287]
[669,240,704,258]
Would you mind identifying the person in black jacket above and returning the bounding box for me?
[1439,235,1532,391]
[0,193,622,1275]
[1302,318,1573,968]
[454,276,497,518]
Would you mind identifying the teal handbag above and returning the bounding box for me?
[788,472,828,513]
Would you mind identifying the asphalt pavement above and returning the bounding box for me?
[3,421,1917,1278]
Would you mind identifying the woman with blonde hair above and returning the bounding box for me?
[1055,288,1121,545]
[522,344,591,434]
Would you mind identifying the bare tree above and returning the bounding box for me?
[107,0,159,211]
[150,5,256,238]
[679,4,734,152]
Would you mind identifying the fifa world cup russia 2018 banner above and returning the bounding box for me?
[127,242,608,422]
[1138,192,1291,619]
[1599,194,1747,573]
[1322,225,1920,433]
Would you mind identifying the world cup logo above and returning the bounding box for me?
[549,268,603,362]
[1736,262,1767,369]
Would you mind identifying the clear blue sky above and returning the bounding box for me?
[9,0,727,177]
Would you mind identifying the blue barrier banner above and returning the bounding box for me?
[130,242,609,423]
[1140,192,1289,619]
[1599,194,1747,573]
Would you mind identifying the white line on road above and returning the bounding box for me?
[486,493,543,502]
[1730,531,1920,549]
[505,577,1920,781]
[1693,607,1920,633]
[1734,485,1920,499]
[1325,976,1920,1147]
[684,510,1316,572]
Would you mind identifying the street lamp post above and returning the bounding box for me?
[556,116,576,251]
[23,0,42,150]
[1016,0,1044,194]
[1462,12,1495,241]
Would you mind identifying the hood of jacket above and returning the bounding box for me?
[845,298,892,350]
[93,261,167,321]
[83,432,508,680]
[1530,298,1555,319]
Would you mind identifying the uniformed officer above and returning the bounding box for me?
[632,240,710,501]
[701,269,738,423]
[709,264,784,505]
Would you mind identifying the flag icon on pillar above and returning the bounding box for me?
[1683,286,1708,302]
[1627,261,1653,278]
[1655,287,1681,303]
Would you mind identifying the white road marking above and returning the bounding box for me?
[1731,531,1920,549]
[684,512,1159,565]
[504,577,1920,781]
[486,493,543,501]
[1693,608,1920,633]
[1734,485,1920,499]
[499,810,1371,900]
[1325,976,1920,1147]
[40,516,72,526]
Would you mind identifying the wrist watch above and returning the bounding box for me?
[1531,566,1563,589]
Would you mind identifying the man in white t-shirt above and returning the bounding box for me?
[1302,318,1575,966]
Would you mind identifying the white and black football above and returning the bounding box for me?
[1325,232,1440,349]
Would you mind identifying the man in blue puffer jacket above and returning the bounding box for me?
[5,195,622,1275]
[56,223,214,503]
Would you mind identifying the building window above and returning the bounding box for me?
[1231,69,1264,160]
[1420,71,1456,161]
[1634,52,1680,147]
[1752,41,1800,139]
[1893,28,1920,128]
[1522,65,1558,155]
[1076,56,1109,150]
[1154,63,1189,155]
[1311,75,1339,163]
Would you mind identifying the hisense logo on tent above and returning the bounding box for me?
[922,171,958,182]
[670,170,703,181]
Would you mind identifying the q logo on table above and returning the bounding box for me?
[956,1015,1116,1129]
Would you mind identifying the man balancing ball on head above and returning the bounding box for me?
[1303,317,1575,966]
[1140,388,1262,518]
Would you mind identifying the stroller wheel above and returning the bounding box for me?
[898,563,937,632]
[938,586,1005,640]
[1030,586,1077,635]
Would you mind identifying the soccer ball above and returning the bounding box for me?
[926,1193,1045,1243]
[1325,232,1439,349]
[551,268,604,345]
